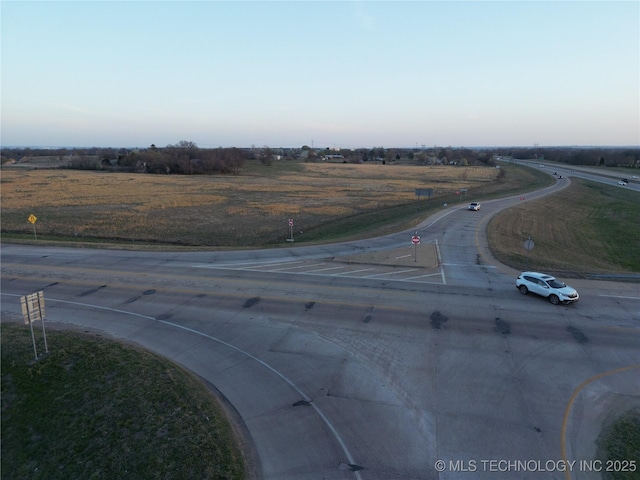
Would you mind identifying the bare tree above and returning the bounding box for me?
[259,146,273,166]
[225,148,246,175]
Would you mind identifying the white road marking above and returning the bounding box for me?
[403,272,443,280]
[363,269,418,278]
[267,263,326,271]
[193,260,303,268]
[435,239,446,285]
[192,259,447,285]
[442,263,497,268]
[598,295,640,300]
[305,266,348,273]
[333,268,375,275]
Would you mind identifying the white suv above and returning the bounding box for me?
[468,202,481,211]
[516,272,579,305]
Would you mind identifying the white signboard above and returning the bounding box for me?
[21,291,45,325]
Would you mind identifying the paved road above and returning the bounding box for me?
[509,159,640,193]
[2,173,639,480]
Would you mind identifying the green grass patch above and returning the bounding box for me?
[1,323,246,480]
[584,182,640,270]
[487,178,640,274]
[597,409,640,480]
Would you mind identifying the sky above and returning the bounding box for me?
[1,1,639,149]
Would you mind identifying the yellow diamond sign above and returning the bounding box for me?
[28,214,37,224]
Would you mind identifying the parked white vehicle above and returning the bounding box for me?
[516,272,579,305]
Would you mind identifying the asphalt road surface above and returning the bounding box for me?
[2,173,639,480]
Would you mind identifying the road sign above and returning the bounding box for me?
[523,239,535,251]
[21,291,45,324]
[415,188,433,199]
[27,214,38,239]
[287,218,294,242]
[20,291,49,359]
[411,235,421,245]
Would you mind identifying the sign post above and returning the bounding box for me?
[523,236,535,268]
[28,214,38,239]
[414,188,433,200]
[287,218,294,242]
[20,291,48,360]
[411,232,421,262]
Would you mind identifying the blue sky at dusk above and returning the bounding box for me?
[2,1,638,149]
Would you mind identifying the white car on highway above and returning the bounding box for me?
[468,202,481,211]
[516,272,579,305]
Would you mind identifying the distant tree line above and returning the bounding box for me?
[2,144,638,173]
[119,141,247,175]
[507,147,640,168]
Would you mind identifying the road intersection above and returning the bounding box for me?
[2,172,639,480]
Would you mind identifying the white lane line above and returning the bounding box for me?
[244,261,307,268]
[435,239,446,285]
[0,292,362,479]
[403,272,442,280]
[267,263,326,271]
[395,254,412,259]
[193,261,304,269]
[333,268,376,276]
[423,207,461,229]
[442,263,496,268]
[363,269,418,278]
[599,295,640,300]
[305,266,347,273]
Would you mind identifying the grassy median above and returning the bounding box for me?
[488,177,640,275]
[1,322,247,480]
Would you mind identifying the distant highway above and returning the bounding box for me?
[507,158,640,192]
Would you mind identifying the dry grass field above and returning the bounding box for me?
[2,161,503,246]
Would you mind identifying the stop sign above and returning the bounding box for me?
[412,235,420,245]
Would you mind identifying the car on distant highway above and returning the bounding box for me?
[516,272,579,305]
[468,202,481,211]
[618,180,627,186]
[632,175,639,180]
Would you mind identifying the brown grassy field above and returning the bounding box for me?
[1,161,505,246]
